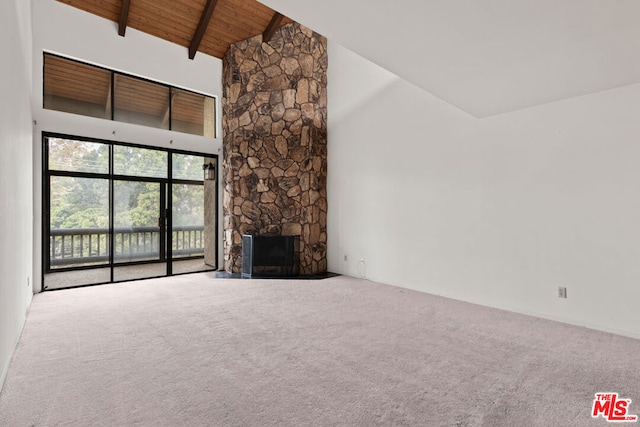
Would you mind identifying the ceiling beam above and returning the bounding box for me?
[262,12,284,43]
[118,0,131,37]
[189,0,219,59]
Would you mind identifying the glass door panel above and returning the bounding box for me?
[113,180,166,282]
[44,176,110,290]
[172,183,204,258]
[171,183,209,273]
[43,135,217,290]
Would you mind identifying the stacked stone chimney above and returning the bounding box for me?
[221,22,328,274]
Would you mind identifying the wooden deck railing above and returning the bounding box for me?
[49,225,204,267]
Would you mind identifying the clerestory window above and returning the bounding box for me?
[43,53,216,138]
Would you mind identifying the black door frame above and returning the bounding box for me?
[42,132,218,290]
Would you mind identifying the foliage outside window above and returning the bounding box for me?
[47,136,209,271]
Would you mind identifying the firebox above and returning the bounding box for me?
[241,235,300,278]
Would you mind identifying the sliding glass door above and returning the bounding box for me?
[171,153,210,275]
[43,134,217,290]
[47,175,112,287]
[113,180,166,282]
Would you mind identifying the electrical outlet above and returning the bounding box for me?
[558,287,567,299]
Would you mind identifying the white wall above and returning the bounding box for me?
[328,42,640,339]
[32,0,225,290]
[0,0,34,389]
[260,0,640,118]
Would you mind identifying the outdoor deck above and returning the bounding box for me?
[45,226,213,290]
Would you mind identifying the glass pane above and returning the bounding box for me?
[114,145,167,178]
[172,259,213,274]
[172,183,204,258]
[114,181,161,263]
[114,264,166,282]
[43,54,112,120]
[172,153,205,181]
[171,88,208,136]
[114,74,170,129]
[49,176,110,269]
[44,268,111,290]
[48,138,109,174]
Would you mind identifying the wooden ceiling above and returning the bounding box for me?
[57,0,293,59]
[44,55,111,108]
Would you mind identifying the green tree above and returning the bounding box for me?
[49,139,205,231]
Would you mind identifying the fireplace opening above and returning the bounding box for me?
[241,235,300,278]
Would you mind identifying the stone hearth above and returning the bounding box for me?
[222,22,328,274]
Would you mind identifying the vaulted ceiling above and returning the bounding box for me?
[57,0,292,59]
[57,1,640,118]
[260,0,640,117]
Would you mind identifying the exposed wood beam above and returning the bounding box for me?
[118,0,131,37]
[189,0,219,59]
[262,12,284,43]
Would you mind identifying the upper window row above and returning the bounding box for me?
[47,137,206,181]
[43,53,216,138]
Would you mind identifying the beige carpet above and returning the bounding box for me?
[1,273,639,426]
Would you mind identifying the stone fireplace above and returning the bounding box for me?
[222,22,328,274]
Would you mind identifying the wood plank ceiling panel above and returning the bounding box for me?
[44,55,111,106]
[189,0,220,59]
[128,0,204,48]
[56,0,292,59]
[58,0,120,21]
[114,75,169,117]
[173,91,205,125]
[199,1,274,57]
